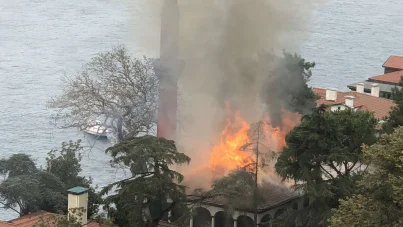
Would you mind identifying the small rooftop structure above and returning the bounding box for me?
[67,186,89,195]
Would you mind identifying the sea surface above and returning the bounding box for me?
[1,0,403,220]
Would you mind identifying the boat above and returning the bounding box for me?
[83,119,110,138]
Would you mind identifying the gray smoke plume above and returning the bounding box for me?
[126,0,322,189]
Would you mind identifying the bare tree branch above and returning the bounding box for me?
[47,45,158,141]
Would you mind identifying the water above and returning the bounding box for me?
[303,0,403,89]
[1,0,403,220]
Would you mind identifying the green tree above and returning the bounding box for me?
[329,127,403,227]
[382,79,403,134]
[0,140,100,217]
[275,106,378,226]
[46,140,101,217]
[0,154,65,216]
[101,135,190,227]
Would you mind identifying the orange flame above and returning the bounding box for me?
[209,105,301,178]
[208,108,252,175]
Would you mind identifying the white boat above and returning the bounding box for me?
[83,120,110,138]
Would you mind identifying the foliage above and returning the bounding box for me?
[46,140,101,217]
[382,79,403,133]
[329,127,403,227]
[0,140,100,217]
[101,135,190,227]
[33,208,117,227]
[47,45,158,141]
[210,169,261,210]
[275,105,378,226]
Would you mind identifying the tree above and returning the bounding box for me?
[46,140,101,217]
[0,140,100,217]
[47,46,158,141]
[274,106,378,226]
[240,120,277,226]
[205,120,277,226]
[101,135,191,227]
[0,154,64,216]
[382,79,403,134]
[329,126,403,227]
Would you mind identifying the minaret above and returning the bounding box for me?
[155,0,181,141]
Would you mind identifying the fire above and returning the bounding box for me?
[261,110,301,153]
[208,108,252,176]
[209,105,301,178]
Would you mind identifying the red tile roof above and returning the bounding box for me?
[313,87,395,119]
[369,70,403,84]
[383,56,403,70]
[0,211,100,227]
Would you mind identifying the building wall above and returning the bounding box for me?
[384,67,401,74]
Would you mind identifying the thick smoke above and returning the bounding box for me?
[168,0,320,189]
[125,0,321,189]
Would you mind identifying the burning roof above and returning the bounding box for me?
[188,181,300,213]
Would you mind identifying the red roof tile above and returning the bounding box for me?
[313,87,395,119]
[383,56,403,70]
[368,70,403,84]
[0,222,14,227]
[0,211,100,227]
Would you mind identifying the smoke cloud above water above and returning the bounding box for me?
[127,0,322,189]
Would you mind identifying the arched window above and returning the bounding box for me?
[260,214,271,227]
[272,209,286,227]
[237,215,254,227]
[303,197,310,207]
[193,207,211,227]
[214,211,234,227]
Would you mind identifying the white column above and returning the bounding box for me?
[168,211,172,222]
[234,220,237,227]
[190,217,193,227]
[211,216,215,227]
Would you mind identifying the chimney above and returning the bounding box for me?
[325,89,338,101]
[67,186,89,226]
[356,83,364,93]
[371,83,380,97]
[345,95,355,108]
